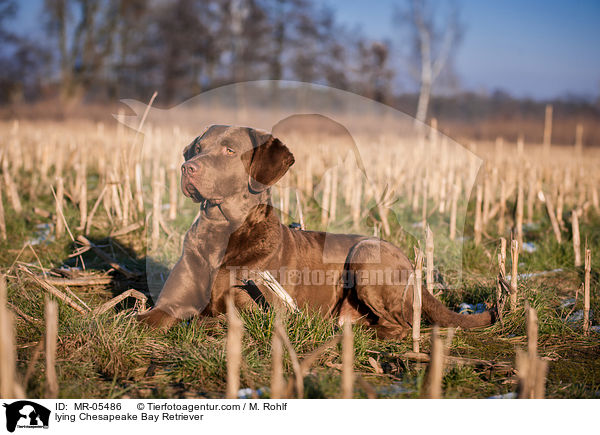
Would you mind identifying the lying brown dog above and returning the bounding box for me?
[138,125,495,338]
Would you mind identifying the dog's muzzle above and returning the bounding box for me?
[181,161,199,177]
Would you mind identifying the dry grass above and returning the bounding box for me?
[0,114,598,399]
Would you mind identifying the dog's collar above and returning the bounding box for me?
[200,203,228,222]
[248,174,269,195]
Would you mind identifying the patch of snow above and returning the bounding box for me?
[506,268,563,281]
[488,392,517,399]
[458,303,486,314]
[237,387,268,399]
[566,310,594,323]
[560,298,576,309]
[26,223,55,245]
[376,383,415,396]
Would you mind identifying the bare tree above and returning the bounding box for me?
[264,0,312,92]
[0,1,25,101]
[0,0,16,41]
[313,7,351,90]
[44,0,120,100]
[356,40,394,104]
[11,0,401,105]
[44,0,71,98]
[397,0,462,125]
[110,0,148,97]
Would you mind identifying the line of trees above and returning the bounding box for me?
[0,0,403,106]
[1,0,598,136]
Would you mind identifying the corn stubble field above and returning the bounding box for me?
[0,111,598,400]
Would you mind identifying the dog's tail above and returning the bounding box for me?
[421,289,496,328]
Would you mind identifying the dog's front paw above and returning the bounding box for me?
[137,308,179,330]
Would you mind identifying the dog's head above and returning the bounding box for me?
[181,125,295,205]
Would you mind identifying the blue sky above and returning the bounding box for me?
[327,0,600,99]
[10,0,600,99]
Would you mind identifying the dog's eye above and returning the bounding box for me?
[225,147,235,155]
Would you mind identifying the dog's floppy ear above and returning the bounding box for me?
[183,127,210,161]
[243,130,295,193]
[182,143,194,161]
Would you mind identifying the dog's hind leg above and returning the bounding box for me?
[345,239,414,333]
[347,239,495,333]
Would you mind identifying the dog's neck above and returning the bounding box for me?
[199,189,273,229]
[186,189,278,268]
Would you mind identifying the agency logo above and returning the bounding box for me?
[117,80,480,308]
[2,401,50,433]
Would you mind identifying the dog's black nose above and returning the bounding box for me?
[182,161,199,175]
